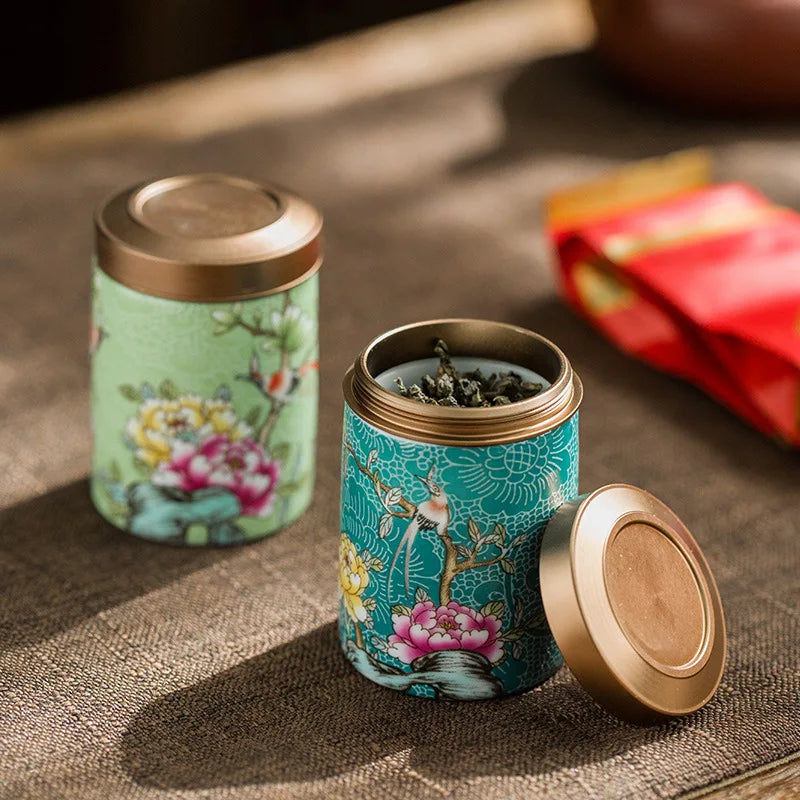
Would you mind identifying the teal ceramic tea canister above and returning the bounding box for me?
[339,319,583,700]
[338,320,727,720]
[90,173,322,546]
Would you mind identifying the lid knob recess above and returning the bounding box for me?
[540,484,726,723]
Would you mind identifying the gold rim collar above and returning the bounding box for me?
[343,319,582,447]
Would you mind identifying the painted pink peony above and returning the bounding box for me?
[388,600,504,664]
[152,434,280,517]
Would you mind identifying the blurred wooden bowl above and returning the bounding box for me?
[590,0,800,111]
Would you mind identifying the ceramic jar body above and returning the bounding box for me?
[338,403,579,699]
[90,267,319,546]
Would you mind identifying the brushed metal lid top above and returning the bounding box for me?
[95,173,322,301]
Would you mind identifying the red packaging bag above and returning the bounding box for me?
[547,151,800,445]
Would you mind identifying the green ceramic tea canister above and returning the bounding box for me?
[90,174,322,546]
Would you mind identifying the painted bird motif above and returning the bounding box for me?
[389,465,450,599]
[237,352,318,404]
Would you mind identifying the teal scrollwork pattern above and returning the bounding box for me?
[338,404,579,699]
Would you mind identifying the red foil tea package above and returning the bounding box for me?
[547,151,800,445]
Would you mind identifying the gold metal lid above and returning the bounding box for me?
[95,173,322,301]
[540,484,726,723]
[343,319,582,447]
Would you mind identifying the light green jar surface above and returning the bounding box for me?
[90,267,319,546]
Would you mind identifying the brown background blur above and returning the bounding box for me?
[6,1,458,117]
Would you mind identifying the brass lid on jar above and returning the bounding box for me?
[540,484,726,723]
[343,319,583,447]
[95,173,322,301]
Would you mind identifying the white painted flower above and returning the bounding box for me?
[270,304,313,353]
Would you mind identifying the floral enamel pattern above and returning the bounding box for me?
[125,394,253,468]
[339,405,578,699]
[339,533,382,630]
[154,435,280,517]
[90,268,318,546]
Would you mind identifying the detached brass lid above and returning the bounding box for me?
[95,173,322,301]
[540,484,726,724]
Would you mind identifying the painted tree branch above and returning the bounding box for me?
[346,443,516,606]
[353,621,364,650]
[438,532,510,605]
[229,319,280,338]
[344,441,415,518]
[437,526,459,605]
[470,555,507,570]
[252,293,292,450]
[258,400,284,449]
[461,552,507,572]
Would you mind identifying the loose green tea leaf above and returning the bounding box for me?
[393,338,544,407]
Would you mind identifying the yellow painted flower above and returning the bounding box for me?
[126,395,252,467]
[203,398,250,437]
[339,533,370,623]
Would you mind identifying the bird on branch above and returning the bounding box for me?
[389,465,450,598]
[237,351,318,405]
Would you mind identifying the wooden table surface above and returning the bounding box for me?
[3,1,797,796]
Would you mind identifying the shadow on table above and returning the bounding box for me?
[0,480,230,647]
[120,306,800,790]
[123,621,679,789]
[456,50,800,172]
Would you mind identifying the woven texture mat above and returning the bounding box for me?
[2,52,800,800]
